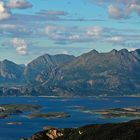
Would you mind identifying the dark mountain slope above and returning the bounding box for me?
[0,60,24,84]
[24,54,75,83]
[51,49,140,96]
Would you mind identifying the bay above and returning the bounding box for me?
[0,96,140,140]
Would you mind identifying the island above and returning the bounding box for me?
[73,106,140,118]
[0,104,41,119]
[28,112,70,119]
[6,122,23,125]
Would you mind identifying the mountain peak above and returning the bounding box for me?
[110,49,118,55]
[2,59,12,63]
[131,49,140,61]
[1,59,18,66]
[118,49,129,54]
[90,49,99,54]
[133,49,140,54]
[81,49,98,55]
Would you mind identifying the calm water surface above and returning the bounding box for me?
[0,97,140,140]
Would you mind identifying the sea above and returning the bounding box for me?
[0,96,140,140]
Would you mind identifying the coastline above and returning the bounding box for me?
[0,95,140,98]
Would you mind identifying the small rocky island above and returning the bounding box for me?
[0,104,41,119]
[0,104,71,121]
[21,119,140,140]
[28,112,70,119]
[75,106,140,119]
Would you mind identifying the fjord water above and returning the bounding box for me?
[0,97,140,140]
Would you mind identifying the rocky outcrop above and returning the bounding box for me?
[21,119,140,140]
[21,127,63,140]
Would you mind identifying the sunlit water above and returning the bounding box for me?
[0,96,140,140]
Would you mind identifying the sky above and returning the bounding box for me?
[0,0,140,64]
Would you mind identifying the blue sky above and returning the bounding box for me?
[0,0,140,64]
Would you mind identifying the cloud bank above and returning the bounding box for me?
[90,0,140,19]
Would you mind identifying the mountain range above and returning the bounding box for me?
[0,49,140,96]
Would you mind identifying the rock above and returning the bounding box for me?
[7,122,23,125]
[30,128,63,140]
[46,129,63,139]
[0,106,6,112]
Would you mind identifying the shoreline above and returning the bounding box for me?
[0,95,140,98]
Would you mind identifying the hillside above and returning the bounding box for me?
[21,119,140,140]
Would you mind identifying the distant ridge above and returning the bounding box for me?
[0,49,140,96]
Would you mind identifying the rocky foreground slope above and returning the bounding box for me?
[0,49,140,96]
[21,119,140,140]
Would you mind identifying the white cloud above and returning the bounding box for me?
[11,38,28,55]
[107,36,124,43]
[37,10,67,16]
[108,5,127,19]
[90,0,131,5]
[45,25,61,36]
[128,4,140,15]
[68,35,81,41]
[45,25,69,40]
[44,24,140,48]
[62,50,69,55]
[90,0,140,19]
[0,1,11,20]
[128,48,137,52]
[87,26,103,36]
[8,0,32,9]
[0,24,16,29]
[45,25,88,43]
